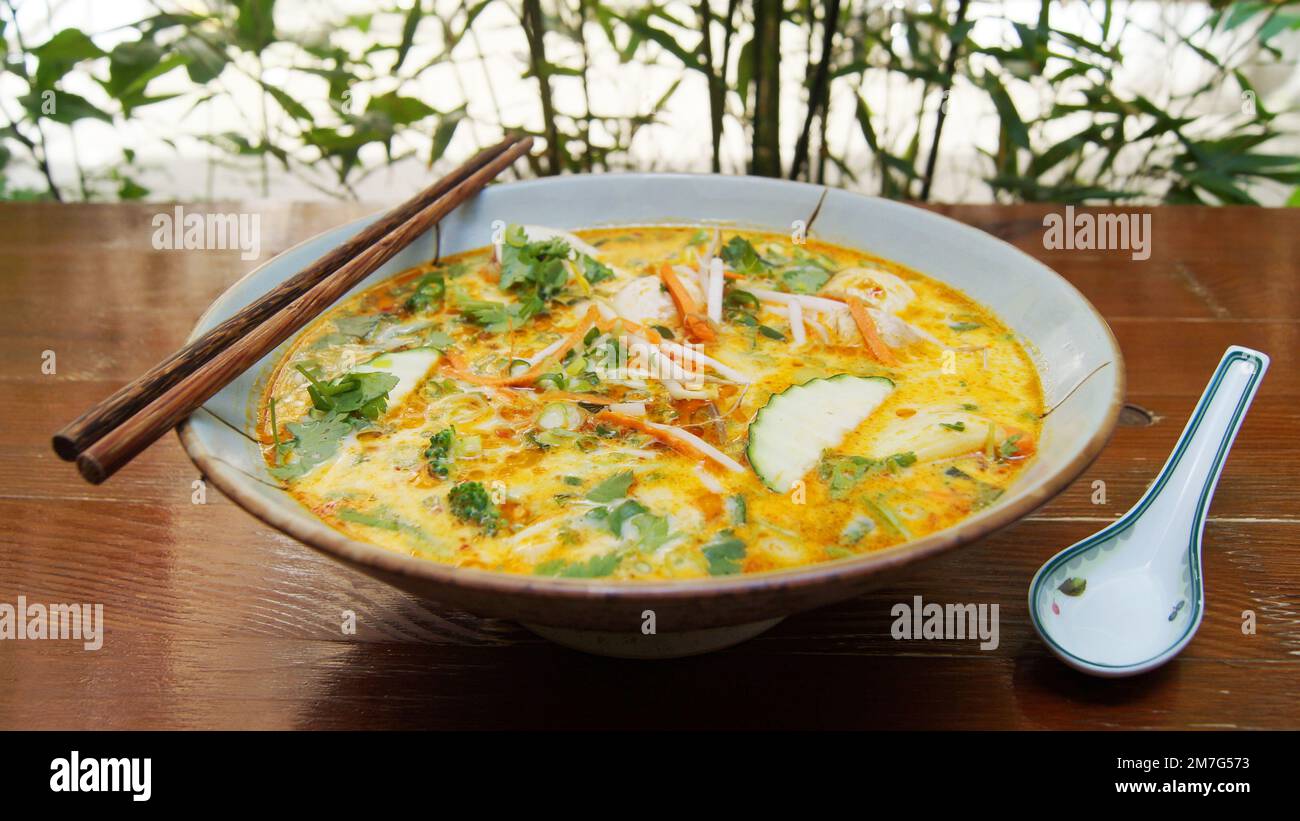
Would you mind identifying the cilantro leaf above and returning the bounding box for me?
[405,272,445,313]
[781,264,831,294]
[702,530,746,575]
[455,294,542,333]
[818,451,917,499]
[297,366,400,421]
[534,551,622,578]
[268,414,355,480]
[720,236,771,275]
[605,499,648,538]
[580,254,615,284]
[333,315,380,340]
[499,224,572,303]
[585,470,634,502]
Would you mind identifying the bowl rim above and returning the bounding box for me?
[177,172,1125,606]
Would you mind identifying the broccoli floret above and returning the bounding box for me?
[448,481,502,535]
[424,427,455,479]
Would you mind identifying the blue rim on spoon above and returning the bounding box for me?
[1028,346,1269,677]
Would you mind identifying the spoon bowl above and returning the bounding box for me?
[1029,346,1269,677]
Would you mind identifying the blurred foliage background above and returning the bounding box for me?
[1,0,1298,204]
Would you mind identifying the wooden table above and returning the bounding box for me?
[2,201,1296,730]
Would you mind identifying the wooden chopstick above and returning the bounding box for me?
[52,134,526,462]
[73,136,534,484]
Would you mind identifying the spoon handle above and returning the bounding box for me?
[1136,346,1269,555]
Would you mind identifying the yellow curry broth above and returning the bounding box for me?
[260,226,1042,579]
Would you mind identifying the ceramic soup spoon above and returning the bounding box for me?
[1029,346,1269,677]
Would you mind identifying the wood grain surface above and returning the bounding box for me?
[1,200,1296,730]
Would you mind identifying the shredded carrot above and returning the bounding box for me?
[595,411,707,459]
[1000,425,1037,459]
[659,264,716,342]
[443,307,598,387]
[535,391,617,405]
[846,296,898,366]
[603,314,662,345]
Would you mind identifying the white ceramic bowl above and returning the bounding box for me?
[179,174,1124,657]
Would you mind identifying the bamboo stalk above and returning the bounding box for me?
[750,0,783,177]
[920,0,972,202]
[698,0,723,173]
[52,136,525,461]
[790,0,841,181]
[521,0,562,175]
[72,138,533,484]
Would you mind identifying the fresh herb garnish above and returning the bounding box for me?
[454,293,543,333]
[268,414,356,480]
[725,494,747,526]
[998,434,1023,460]
[720,236,771,275]
[405,272,445,313]
[269,365,402,480]
[499,224,573,303]
[1058,577,1087,597]
[701,530,746,575]
[535,552,622,578]
[780,264,831,294]
[585,470,634,503]
[818,451,917,499]
[862,496,911,539]
[333,315,381,340]
[580,254,615,284]
[296,365,399,421]
[939,421,967,432]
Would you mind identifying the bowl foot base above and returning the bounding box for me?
[523,618,784,659]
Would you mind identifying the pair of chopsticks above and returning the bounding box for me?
[54,134,534,484]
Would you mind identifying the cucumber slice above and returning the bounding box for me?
[747,374,894,492]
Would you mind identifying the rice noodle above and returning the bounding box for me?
[744,284,848,314]
[608,401,647,415]
[706,258,724,323]
[696,468,725,494]
[640,418,745,473]
[788,299,806,348]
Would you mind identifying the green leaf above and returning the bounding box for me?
[265,84,312,122]
[720,236,770,275]
[175,33,228,84]
[454,294,542,333]
[405,272,445,312]
[233,0,277,53]
[394,0,424,71]
[702,530,746,575]
[780,265,830,294]
[585,470,634,502]
[535,552,622,578]
[269,414,355,480]
[981,72,1030,150]
[429,109,465,166]
[31,29,105,89]
[366,91,437,126]
[1058,577,1087,597]
[605,499,648,538]
[20,90,111,124]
